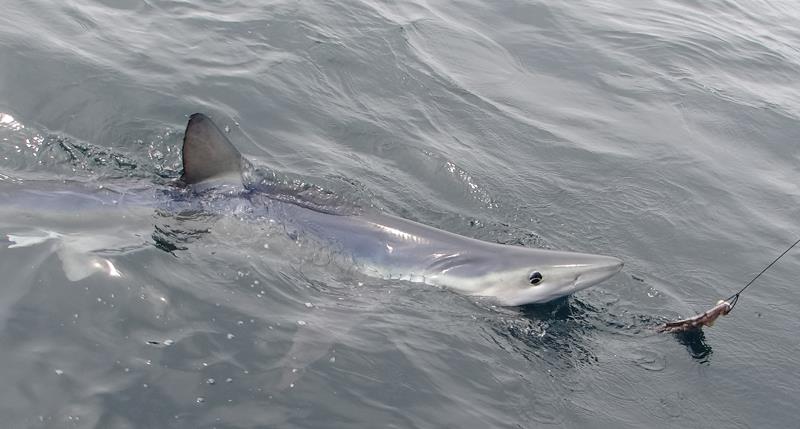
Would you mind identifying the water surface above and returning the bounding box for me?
[1,0,799,427]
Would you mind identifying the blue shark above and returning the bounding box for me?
[2,113,622,305]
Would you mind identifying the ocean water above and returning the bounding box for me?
[1,0,799,427]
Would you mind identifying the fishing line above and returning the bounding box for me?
[659,237,800,333]
[724,237,800,312]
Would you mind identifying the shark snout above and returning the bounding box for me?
[574,256,624,291]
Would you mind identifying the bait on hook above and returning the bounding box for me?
[658,237,800,333]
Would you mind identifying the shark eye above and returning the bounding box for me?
[529,271,543,285]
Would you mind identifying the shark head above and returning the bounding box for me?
[429,245,623,306]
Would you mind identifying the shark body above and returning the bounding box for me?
[2,113,622,305]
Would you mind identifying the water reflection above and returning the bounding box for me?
[510,296,718,368]
[482,297,600,368]
[673,329,713,363]
[519,296,575,321]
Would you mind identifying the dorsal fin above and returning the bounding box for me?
[181,113,245,185]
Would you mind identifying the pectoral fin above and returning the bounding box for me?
[6,230,123,281]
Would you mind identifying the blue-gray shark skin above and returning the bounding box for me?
[179,113,623,305]
[280,204,623,305]
[2,113,623,305]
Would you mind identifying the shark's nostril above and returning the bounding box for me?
[602,258,624,273]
